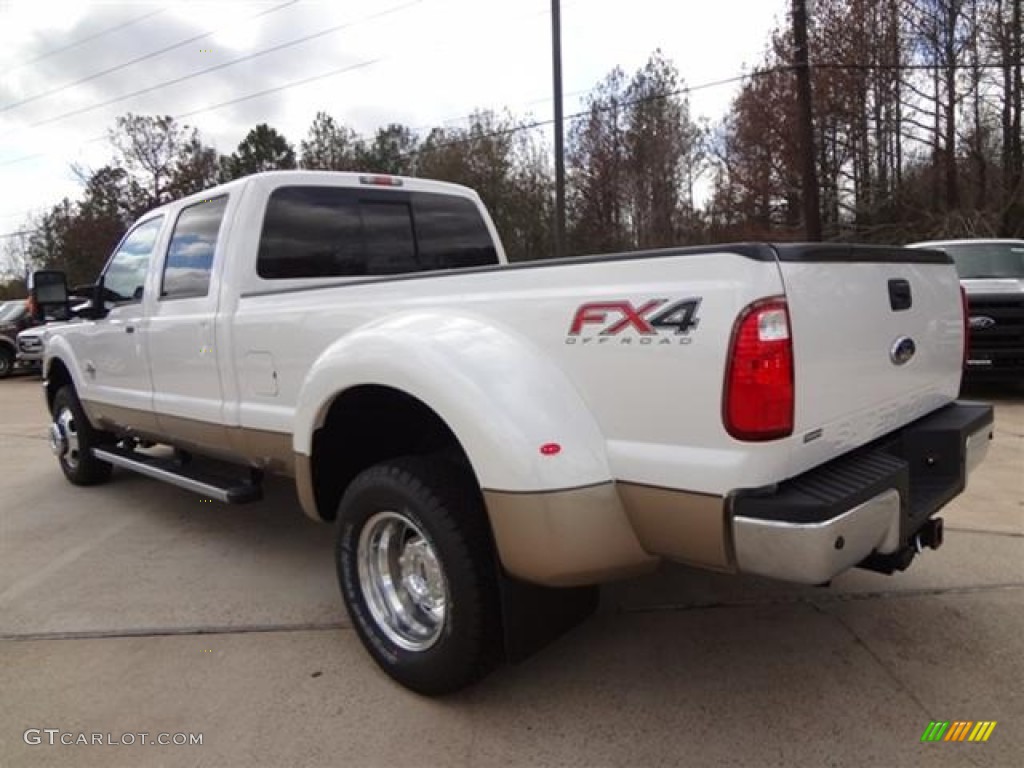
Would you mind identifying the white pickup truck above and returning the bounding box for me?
[33,171,993,694]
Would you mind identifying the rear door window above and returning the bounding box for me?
[161,196,228,299]
[257,187,362,279]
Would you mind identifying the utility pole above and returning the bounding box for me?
[551,0,567,258]
[792,0,822,241]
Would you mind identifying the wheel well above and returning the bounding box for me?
[45,358,72,412]
[311,385,471,521]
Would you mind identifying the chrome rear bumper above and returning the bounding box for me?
[731,403,994,584]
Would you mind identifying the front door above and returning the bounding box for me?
[74,215,165,431]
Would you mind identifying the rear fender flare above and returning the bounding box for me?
[293,311,612,492]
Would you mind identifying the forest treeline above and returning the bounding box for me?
[2,0,1021,295]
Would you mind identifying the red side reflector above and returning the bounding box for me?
[723,297,794,441]
[540,443,561,456]
[359,175,403,187]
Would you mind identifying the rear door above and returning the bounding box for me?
[775,245,963,475]
[148,195,231,447]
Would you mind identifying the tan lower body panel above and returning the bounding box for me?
[617,482,734,572]
[79,400,294,476]
[82,400,161,435]
[484,481,732,587]
[79,398,731,581]
[294,454,319,521]
[484,483,658,587]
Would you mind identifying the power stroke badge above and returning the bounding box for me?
[566,298,701,345]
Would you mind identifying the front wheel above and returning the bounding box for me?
[335,455,500,695]
[49,385,112,486]
[0,345,14,379]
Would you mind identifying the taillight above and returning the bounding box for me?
[723,297,794,441]
[960,285,969,371]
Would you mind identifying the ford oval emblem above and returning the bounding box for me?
[969,315,996,330]
[890,337,916,366]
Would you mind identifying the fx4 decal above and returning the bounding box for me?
[567,298,701,345]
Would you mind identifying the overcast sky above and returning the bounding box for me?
[0,0,788,248]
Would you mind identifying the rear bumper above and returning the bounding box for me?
[730,401,994,584]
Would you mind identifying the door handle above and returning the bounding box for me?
[125,325,135,334]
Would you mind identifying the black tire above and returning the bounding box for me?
[335,455,501,695]
[0,345,13,379]
[51,385,112,486]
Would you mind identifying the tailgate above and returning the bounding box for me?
[774,244,964,476]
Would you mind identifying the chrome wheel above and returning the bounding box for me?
[53,406,80,470]
[357,510,448,652]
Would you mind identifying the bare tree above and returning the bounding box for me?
[107,114,202,207]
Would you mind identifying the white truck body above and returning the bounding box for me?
[37,171,993,693]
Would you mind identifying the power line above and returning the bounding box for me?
[0,65,733,240]
[410,88,589,134]
[0,67,769,240]
[812,62,1022,71]
[0,66,767,212]
[0,229,35,240]
[0,0,301,114]
[3,7,168,75]
[401,70,785,159]
[0,55,385,174]
[6,1,419,133]
[174,58,382,120]
[0,0,565,162]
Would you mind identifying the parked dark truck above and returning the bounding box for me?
[0,300,40,378]
[910,239,1024,383]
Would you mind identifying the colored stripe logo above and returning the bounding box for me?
[921,721,997,742]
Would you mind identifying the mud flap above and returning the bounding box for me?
[497,570,600,664]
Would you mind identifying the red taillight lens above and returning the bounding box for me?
[960,285,969,372]
[723,297,794,441]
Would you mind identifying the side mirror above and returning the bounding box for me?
[71,279,110,320]
[28,270,69,321]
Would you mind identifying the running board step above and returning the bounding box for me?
[93,446,262,504]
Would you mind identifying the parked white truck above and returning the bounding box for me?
[33,171,993,694]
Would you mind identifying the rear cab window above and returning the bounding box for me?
[257,186,497,280]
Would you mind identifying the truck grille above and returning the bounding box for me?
[18,336,42,353]
[966,294,1024,372]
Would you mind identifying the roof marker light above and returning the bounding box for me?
[359,175,403,187]
[540,443,562,456]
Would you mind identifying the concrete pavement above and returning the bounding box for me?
[1,376,1021,767]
